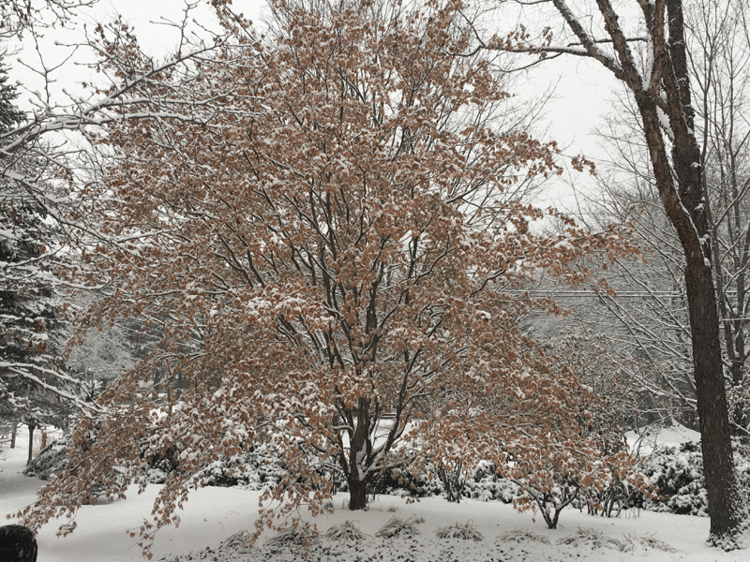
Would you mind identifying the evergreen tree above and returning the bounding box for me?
[1,62,79,452]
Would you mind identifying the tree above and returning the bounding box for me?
[0,0,233,439]
[14,0,636,552]
[0,61,84,454]
[494,0,749,547]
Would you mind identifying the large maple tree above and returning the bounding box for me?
[17,0,638,550]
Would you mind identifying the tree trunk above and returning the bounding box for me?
[348,476,368,510]
[10,425,17,449]
[636,91,747,547]
[685,265,747,544]
[26,422,35,465]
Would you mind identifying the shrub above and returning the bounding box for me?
[639,442,708,516]
[496,529,550,545]
[264,528,319,551]
[556,527,623,550]
[434,521,483,541]
[619,533,678,553]
[193,446,284,490]
[374,517,421,539]
[324,521,368,542]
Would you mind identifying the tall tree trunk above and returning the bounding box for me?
[26,422,35,465]
[10,425,17,449]
[348,475,368,511]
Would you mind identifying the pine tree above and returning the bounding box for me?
[0,62,77,451]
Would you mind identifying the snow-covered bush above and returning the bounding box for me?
[434,521,483,541]
[374,517,421,539]
[366,465,440,498]
[632,439,750,517]
[463,462,520,503]
[556,527,623,550]
[639,441,707,516]
[24,435,71,480]
[193,446,284,490]
[496,529,550,545]
[324,521,368,542]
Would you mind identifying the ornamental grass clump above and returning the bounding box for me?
[619,533,678,553]
[556,527,623,550]
[435,521,483,541]
[264,528,318,551]
[496,529,550,544]
[324,521,368,542]
[374,517,421,539]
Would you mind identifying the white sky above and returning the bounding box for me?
[6,0,620,212]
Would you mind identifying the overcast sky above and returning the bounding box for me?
[6,0,619,212]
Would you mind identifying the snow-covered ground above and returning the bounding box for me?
[1,426,748,562]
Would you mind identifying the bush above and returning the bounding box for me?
[366,465,440,498]
[463,461,520,503]
[496,529,550,545]
[434,521,483,541]
[639,442,707,516]
[24,436,71,480]
[374,517,421,539]
[194,446,284,490]
[556,527,622,550]
[633,439,750,517]
[324,521,368,542]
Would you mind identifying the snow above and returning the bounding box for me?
[625,421,702,455]
[1,427,748,562]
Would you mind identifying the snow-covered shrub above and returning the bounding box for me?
[24,435,71,480]
[463,461,520,503]
[324,521,368,542]
[193,446,284,490]
[636,440,750,517]
[619,533,678,553]
[434,521,483,541]
[496,529,550,544]
[264,527,319,552]
[556,527,623,550]
[639,441,707,516]
[367,465,439,498]
[374,517,421,539]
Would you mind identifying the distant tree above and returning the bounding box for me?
[0,66,24,128]
[14,0,637,553]
[559,0,750,440]
[0,62,84,455]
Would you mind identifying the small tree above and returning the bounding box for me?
[16,0,637,554]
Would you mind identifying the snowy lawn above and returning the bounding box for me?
[1,428,747,562]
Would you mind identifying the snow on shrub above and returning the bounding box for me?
[556,527,623,550]
[374,517,421,539]
[496,529,550,544]
[619,533,678,553]
[193,446,284,490]
[324,521,368,542]
[434,521,483,541]
[24,436,71,480]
